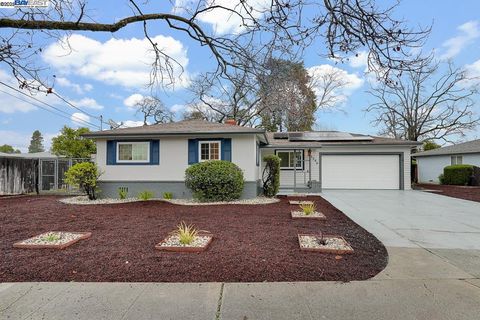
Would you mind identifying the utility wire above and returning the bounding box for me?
[0,83,101,129]
[0,88,99,129]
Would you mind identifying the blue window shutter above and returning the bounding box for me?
[221,138,232,161]
[188,139,198,164]
[106,140,117,165]
[150,140,159,164]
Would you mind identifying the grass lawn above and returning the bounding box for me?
[0,195,387,282]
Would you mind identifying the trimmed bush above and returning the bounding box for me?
[262,154,280,197]
[185,160,244,202]
[442,164,474,185]
[64,162,101,200]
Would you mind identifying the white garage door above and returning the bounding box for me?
[321,154,400,189]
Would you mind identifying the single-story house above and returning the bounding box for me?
[414,139,480,184]
[83,119,420,198]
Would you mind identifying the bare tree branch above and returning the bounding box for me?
[367,60,480,143]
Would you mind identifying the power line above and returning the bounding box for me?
[51,91,106,123]
[0,88,99,129]
[0,83,101,129]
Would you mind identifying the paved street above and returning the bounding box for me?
[1,191,480,320]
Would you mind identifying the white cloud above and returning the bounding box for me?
[55,77,92,94]
[69,97,103,110]
[348,51,369,69]
[170,104,186,113]
[173,0,270,35]
[43,34,190,89]
[308,65,364,106]
[0,130,56,153]
[121,120,145,128]
[440,21,480,59]
[70,112,91,127]
[123,93,144,108]
[0,70,37,113]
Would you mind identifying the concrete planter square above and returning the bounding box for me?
[289,200,314,205]
[298,234,353,254]
[155,234,213,252]
[291,211,326,220]
[13,231,92,250]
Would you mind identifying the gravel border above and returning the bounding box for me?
[60,196,147,205]
[289,200,314,205]
[162,197,280,206]
[60,196,280,206]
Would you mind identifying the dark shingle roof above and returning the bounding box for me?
[414,139,480,157]
[83,120,265,138]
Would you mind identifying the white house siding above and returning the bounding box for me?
[417,153,480,184]
[96,134,258,182]
[260,145,412,190]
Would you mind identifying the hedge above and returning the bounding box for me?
[185,160,244,202]
[441,164,475,185]
[262,154,281,197]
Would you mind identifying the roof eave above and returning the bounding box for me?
[82,130,265,139]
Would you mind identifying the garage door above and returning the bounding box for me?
[321,154,400,189]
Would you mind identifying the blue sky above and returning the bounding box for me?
[1,0,480,151]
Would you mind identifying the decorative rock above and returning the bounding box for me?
[291,211,326,219]
[13,231,91,249]
[289,200,314,205]
[155,234,213,252]
[298,234,353,254]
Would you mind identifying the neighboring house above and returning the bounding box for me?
[414,139,480,184]
[83,119,420,198]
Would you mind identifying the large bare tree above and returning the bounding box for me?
[184,69,263,126]
[367,61,479,142]
[0,0,430,93]
[135,96,173,125]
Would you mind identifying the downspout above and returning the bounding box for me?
[293,149,297,193]
[308,148,312,190]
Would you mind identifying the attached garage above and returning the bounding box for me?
[320,154,402,190]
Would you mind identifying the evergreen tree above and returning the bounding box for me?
[28,130,45,153]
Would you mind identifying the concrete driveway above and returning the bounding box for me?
[322,190,480,249]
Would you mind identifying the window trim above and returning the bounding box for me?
[198,140,222,162]
[275,149,304,170]
[116,141,150,163]
[451,155,463,165]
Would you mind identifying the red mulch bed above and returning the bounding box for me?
[416,184,480,203]
[0,196,387,282]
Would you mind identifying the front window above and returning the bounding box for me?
[451,155,463,165]
[199,141,221,161]
[117,142,150,163]
[276,150,303,170]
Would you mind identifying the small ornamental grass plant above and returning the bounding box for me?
[42,233,61,242]
[138,190,154,201]
[172,222,199,245]
[118,187,128,200]
[299,202,316,216]
[163,192,173,200]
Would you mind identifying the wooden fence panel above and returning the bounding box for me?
[0,157,38,195]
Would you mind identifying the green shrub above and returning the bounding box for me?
[185,160,244,202]
[64,162,101,200]
[438,174,445,185]
[262,154,280,197]
[163,192,173,200]
[118,187,128,200]
[138,190,154,200]
[442,165,474,185]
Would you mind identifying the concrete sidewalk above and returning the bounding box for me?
[1,247,479,320]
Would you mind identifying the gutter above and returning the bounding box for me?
[83,131,266,139]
